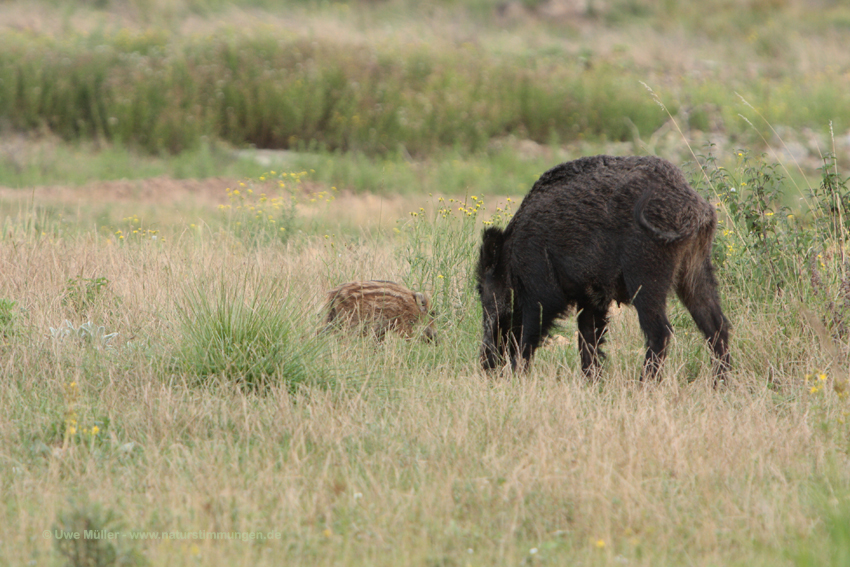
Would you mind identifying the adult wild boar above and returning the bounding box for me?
[324,280,437,342]
[476,155,730,381]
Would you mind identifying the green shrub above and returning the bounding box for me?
[692,149,849,292]
[688,149,850,360]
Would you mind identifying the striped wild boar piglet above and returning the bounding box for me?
[324,280,437,342]
[477,155,731,383]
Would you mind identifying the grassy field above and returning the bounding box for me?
[1,155,850,566]
[2,1,850,566]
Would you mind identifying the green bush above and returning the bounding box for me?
[687,149,850,356]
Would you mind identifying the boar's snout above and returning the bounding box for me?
[422,319,438,343]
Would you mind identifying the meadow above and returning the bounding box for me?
[2,0,850,566]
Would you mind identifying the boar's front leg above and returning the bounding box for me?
[577,304,609,380]
[509,305,543,373]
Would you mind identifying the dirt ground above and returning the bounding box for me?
[0,176,431,232]
[0,176,233,208]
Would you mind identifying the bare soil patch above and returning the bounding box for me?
[0,176,434,233]
[0,176,234,208]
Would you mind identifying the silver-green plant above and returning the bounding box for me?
[50,321,119,350]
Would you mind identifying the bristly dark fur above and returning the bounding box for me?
[476,155,731,382]
[323,280,437,342]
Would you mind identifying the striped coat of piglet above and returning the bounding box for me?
[323,280,436,342]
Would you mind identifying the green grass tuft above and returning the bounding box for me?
[174,274,329,391]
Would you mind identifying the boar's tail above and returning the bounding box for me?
[634,190,684,243]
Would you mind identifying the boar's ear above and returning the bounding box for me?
[413,292,429,313]
[479,227,505,272]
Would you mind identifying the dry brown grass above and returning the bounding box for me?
[0,186,848,567]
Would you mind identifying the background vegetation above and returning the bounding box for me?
[2,0,850,566]
[1,0,849,186]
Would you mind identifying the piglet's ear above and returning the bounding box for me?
[479,227,505,272]
[413,292,429,313]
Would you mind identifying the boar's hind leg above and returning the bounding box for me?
[676,258,731,383]
[627,274,673,381]
[577,305,608,380]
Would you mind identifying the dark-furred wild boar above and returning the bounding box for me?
[324,280,437,342]
[476,155,730,381]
